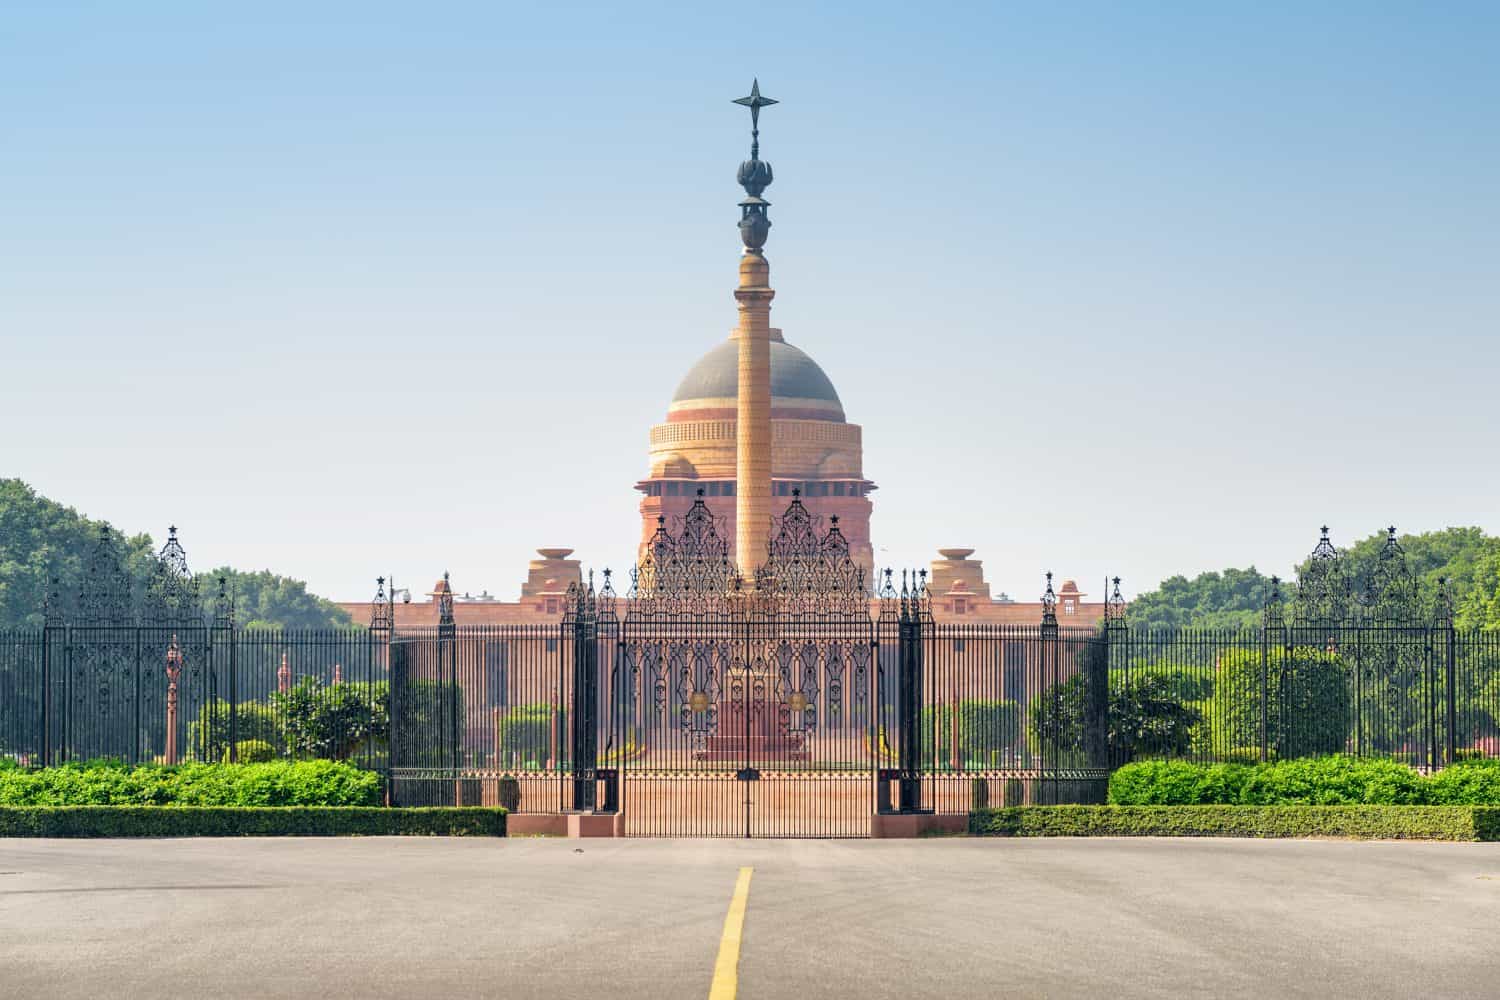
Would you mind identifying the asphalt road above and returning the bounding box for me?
[3,837,1499,999]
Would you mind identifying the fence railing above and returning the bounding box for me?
[4,622,1497,798]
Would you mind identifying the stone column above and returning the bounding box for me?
[734,252,775,574]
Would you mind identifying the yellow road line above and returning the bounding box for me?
[709,866,754,1000]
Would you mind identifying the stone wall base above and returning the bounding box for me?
[504,812,624,838]
[869,812,967,839]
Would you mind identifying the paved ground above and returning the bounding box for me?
[3,837,1500,999]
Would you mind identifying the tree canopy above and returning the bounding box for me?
[1126,527,1500,630]
[1118,567,1275,631]
[0,479,350,630]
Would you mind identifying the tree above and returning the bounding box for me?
[1122,567,1276,631]
[1028,671,1202,766]
[1292,526,1499,617]
[1455,549,1500,631]
[0,478,350,630]
[1123,528,1499,630]
[199,567,352,630]
[0,479,154,629]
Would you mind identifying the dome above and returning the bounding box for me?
[670,337,845,421]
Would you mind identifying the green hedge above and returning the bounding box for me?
[969,805,1500,841]
[0,806,506,838]
[1109,756,1500,806]
[0,760,382,807]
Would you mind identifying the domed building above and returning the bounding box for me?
[635,326,875,577]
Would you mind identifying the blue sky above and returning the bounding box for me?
[2,2,1496,604]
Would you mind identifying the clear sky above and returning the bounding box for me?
[3,2,1496,605]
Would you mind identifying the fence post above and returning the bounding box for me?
[436,575,458,778]
[569,575,599,812]
[897,570,927,814]
[214,576,237,763]
[133,627,143,766]
[1436,578,1457,767]
[1040,573,1059,806]
[1094,577,1126,771]
[368,577,394,778]
[1261,577,1286,763]
[40,580,61,768]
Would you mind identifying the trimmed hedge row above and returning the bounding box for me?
[969,804,1500,841]
[1109,756,1500,806]
[0,806,507,838]
[0,760,382,807]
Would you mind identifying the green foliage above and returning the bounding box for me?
[1456,548,1500,630]
[968,804,1500,841]
[1212,646,1349,758]
[0,479,155,629]
[1107,760,1256,805]
[1108,755,1500,806]
[0,479,352,630]
[0,806,507,838]
[1299,526,1500,619]
[273,679,389,761]
[496,703,562,766]
[391,679,466,767]
[1029,672,1201,764]
[1426,758,1500,805]
[0,760,383,807]
[188,699,282,760]
[199,566,352,630]
[1120,528,1499,631]
[232,740,276,763]
[923,699,1021,766]
[1122,567,1276,631]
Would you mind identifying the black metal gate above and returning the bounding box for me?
[564,492,886,837]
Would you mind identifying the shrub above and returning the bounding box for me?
[1213,647,1349,759]
[1427,758,1500,805]
[1107,755,1475,806]
[229,740,276,764]
[1030,673,1201,765]
[0,761,382,807]
[969,805,1499,841]
[1237,756,1425,805]
[274,679,389,761]
[188,700,281,760]
[0,806,507,838]
[1122,664,1214,702]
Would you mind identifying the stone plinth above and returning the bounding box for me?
[695,698,809,762]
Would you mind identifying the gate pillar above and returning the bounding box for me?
[897,571,928,814]
[567,574,605,812]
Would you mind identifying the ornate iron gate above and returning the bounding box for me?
[567,492,885,837]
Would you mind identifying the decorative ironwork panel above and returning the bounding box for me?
[369,576,392,631]
[1362,527,1420,623]
[1295,526,1351,623]
[631,492,739,616]
[757,491,868,618]
[77,524,132,626]
[144,526,202,626]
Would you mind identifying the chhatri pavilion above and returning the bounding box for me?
[339,82,1103,631]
